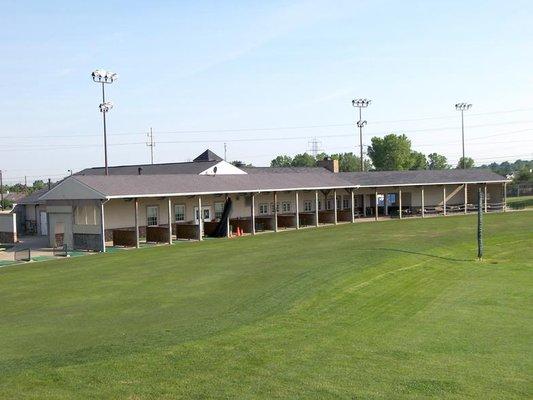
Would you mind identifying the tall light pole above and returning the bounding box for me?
[455,102,472,169]
[92,69,117,176]
[352,98,371,171]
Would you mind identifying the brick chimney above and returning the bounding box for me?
[317,157,339,173]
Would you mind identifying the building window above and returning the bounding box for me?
[342,196,349,210]
[326,197,334,210]
[174,204,185,222]
[271,202,279,213]
[337,196,342,210]
[304,200,312,212]
[259,203,269,214]
[147,206,158,226]
[318,199,322,211]
[282,202,291,213]
[74,205,97,225]
[214,202,224,220]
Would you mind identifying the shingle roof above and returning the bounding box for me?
[75,160,219,176]
[241,166,331,174]
[69,172,352,198]
[193,150,223,162]
[16,188,50,204]
[339,169,506,187]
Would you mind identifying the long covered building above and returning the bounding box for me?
[16,150,508,252]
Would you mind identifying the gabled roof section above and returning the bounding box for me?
[39,177,106,201]
[193,149,223,162]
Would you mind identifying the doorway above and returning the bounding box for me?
[39,211,48,236]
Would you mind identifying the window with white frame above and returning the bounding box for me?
[342,196,349,210]
[337,196,342,210]
[304,200,312,212]
[326,197,334,210]
[282,201,291,213]
[174,204,185,222]
[271,202,280,213]
[214,202,224,220]
[147,206,159,226]
[318,199,322,210]
[259,203,269,214]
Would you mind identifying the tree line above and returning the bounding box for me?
[267,134,474,171]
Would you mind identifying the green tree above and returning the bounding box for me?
[367,134,413,171]
[409,151,428,170]
[513,168,533,183]
[270,155,293,167]
[32,180,45,191]
[330,152,371,172]
[230,161,253,167]
[428,153,450,170]
[291,153,316,167]
[456,157,475,169]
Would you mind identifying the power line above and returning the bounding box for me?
[2,107,532,140]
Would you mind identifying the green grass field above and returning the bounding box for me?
[1,212,532,399]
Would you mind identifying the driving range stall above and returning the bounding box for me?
[20,150,509,253]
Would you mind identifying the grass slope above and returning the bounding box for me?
[0,212,532,399]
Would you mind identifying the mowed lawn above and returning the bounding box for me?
[0,213,532,399]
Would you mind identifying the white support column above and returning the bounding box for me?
[295,192,300,229]
[374,189,378,221]
[443,186,447,216]
[333,189,338,225]
[225,194,231,237]
[134,198,139,248]
[484,184,488,213]
[421,187,425,218]
[350,189,355,223]
[399,188,403,219]
[197,196,203,241]
[503,182,507,212]
[167,197,173,245]
[314,190,319,227]
[100,200,106,253]
[464,184,468,214]
[273,192,279,232]
[251,193,256,235]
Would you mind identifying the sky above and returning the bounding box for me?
[1,0,532,184]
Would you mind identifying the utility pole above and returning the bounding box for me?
[146,127,155,164]
[0,170,3,210]
[352,98,371,171]
[455,102,472,168]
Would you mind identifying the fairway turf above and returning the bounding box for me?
[0,212,532,399]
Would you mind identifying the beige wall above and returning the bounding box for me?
[96,183,506,230]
